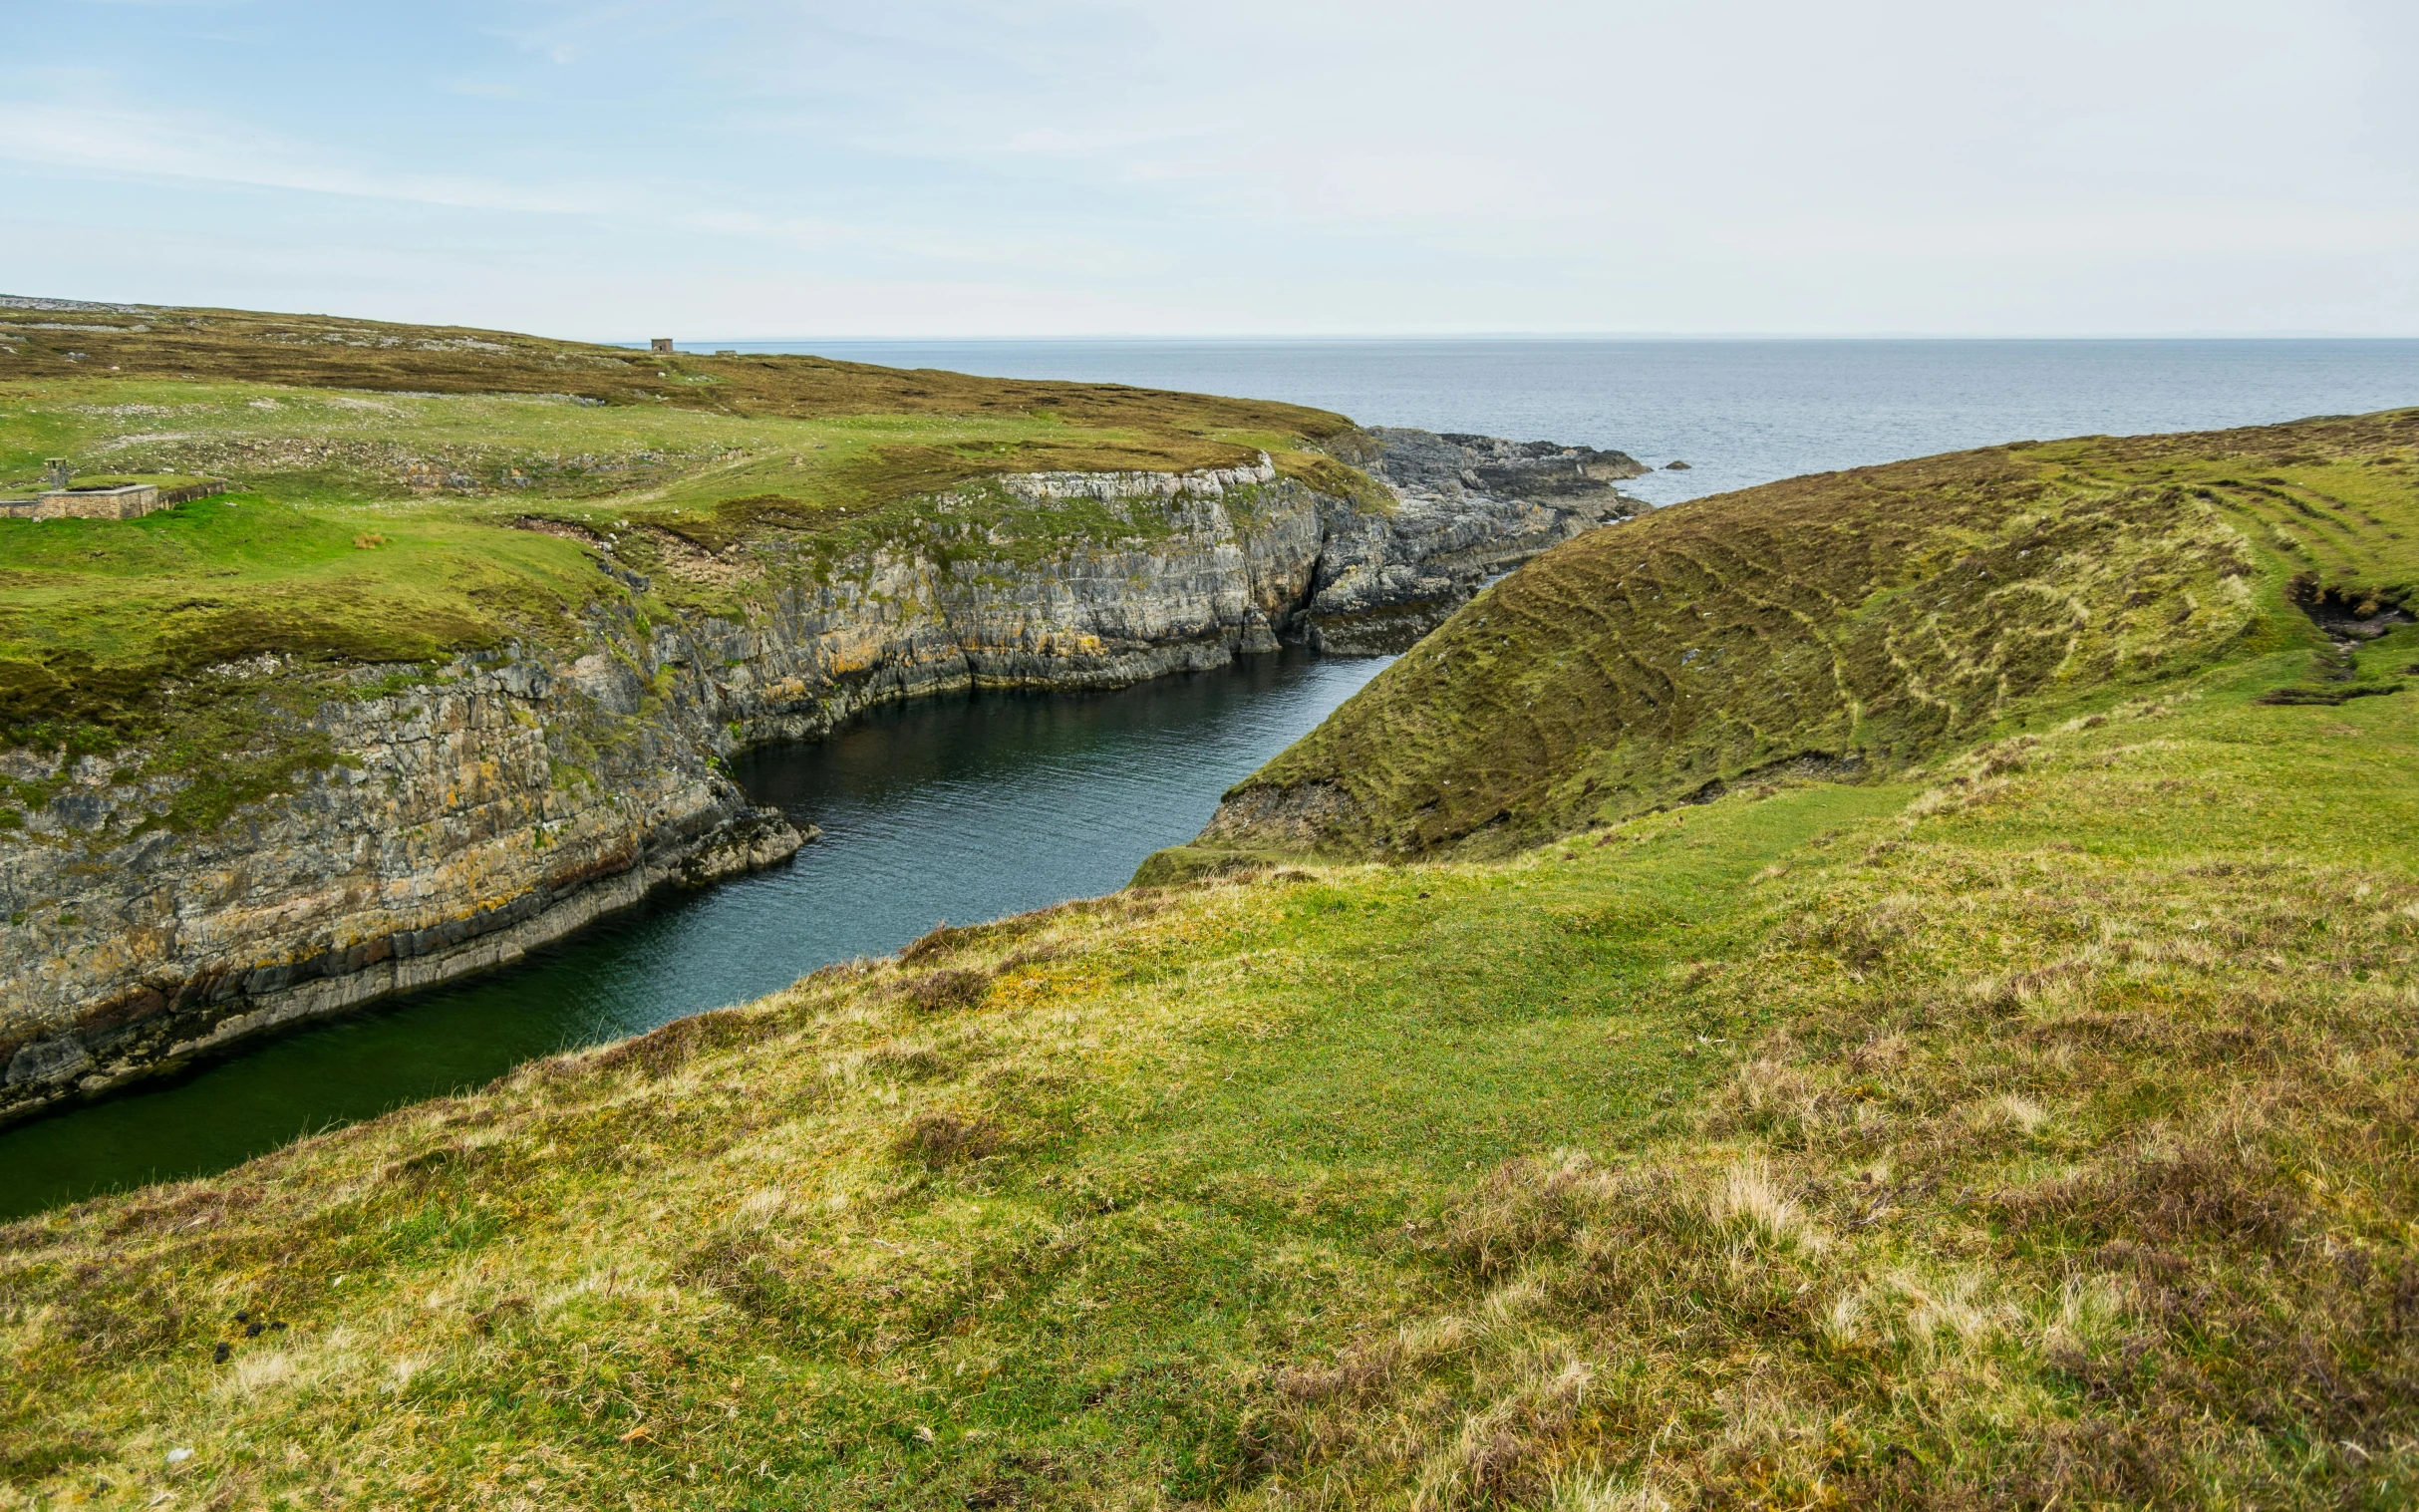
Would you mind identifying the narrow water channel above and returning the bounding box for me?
[0,650,1391,1219]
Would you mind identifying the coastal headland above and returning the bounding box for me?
[0,298,1644,1119]
[1,298,2414,1504]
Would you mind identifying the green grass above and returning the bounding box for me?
[0,489,616,820]
[0,492,603,666]
[0,304,1351,445]
[2,660,2414,1507]
[0,311,1370,758]
[0,474,216,495]
[4,416,2418,1507]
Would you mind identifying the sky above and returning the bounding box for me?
[2,0,2414,339]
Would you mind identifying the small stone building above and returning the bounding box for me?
[0,471,223,521]
[650,337,675,353]
[0,483,162,520]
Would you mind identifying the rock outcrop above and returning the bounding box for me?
[0,431,1638,1122]
[1304,431,1645,653]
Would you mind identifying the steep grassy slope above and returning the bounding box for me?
[1204,411,2419,857]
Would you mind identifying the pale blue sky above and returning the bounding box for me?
[3,0,2413,338]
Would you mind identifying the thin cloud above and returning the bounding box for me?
[0,100,616,214]
[6,0,2413,336]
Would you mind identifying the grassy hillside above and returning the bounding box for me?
[0,301,1344,454]
[0,301,1357,758]
[3,413,2416,1508]
[1204,412,2419,857]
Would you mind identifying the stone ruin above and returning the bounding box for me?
[2,480,162,521]
[650,337,675,353]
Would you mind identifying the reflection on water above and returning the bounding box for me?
[0,650,1388,1219]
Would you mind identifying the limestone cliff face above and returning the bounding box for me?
[0,433,1635,1121]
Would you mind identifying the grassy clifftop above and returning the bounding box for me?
[1204,411,2419,857]
[5,632,2417,1508]
[0,299,1345,455]
[0,299,1359,773]
[3,413,2417,1506]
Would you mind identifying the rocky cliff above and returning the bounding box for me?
[0,431,1640,1121]
[1301,431,1644,653]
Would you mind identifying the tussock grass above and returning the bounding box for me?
[7,412,2419,1505]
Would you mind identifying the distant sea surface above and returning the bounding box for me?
[700,337,2419,505]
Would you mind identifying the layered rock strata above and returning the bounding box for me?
[1306,431,1645,653]
[0,431,1638,1121]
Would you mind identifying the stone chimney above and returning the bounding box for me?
[43,457,71,489]
[650,337,674,354]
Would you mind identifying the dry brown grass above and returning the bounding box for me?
[0,301,1347,463]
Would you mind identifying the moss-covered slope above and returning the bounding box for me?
[1204,411,2419,856]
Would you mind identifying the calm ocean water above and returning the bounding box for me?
[8,339,2413,1213]
[701,337,2419,506]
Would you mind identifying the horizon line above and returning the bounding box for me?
[9,297,2412,345]
[625,330,2419,348]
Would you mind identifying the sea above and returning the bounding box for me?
[699,336,2419,507]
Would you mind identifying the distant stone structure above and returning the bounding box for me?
[714,349,739,358]
[42,457,70,488]
[1,483,158,521]
[0,470,224,521]
[650,337,675,353]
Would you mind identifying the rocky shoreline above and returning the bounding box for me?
[0,430,1642,1123]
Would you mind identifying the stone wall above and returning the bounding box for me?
[0,482,222,520]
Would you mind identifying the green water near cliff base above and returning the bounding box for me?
[0,650,1388,1219]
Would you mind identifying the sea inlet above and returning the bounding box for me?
[0,650,1389,1219]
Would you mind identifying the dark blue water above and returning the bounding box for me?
[699,336,2419,508]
